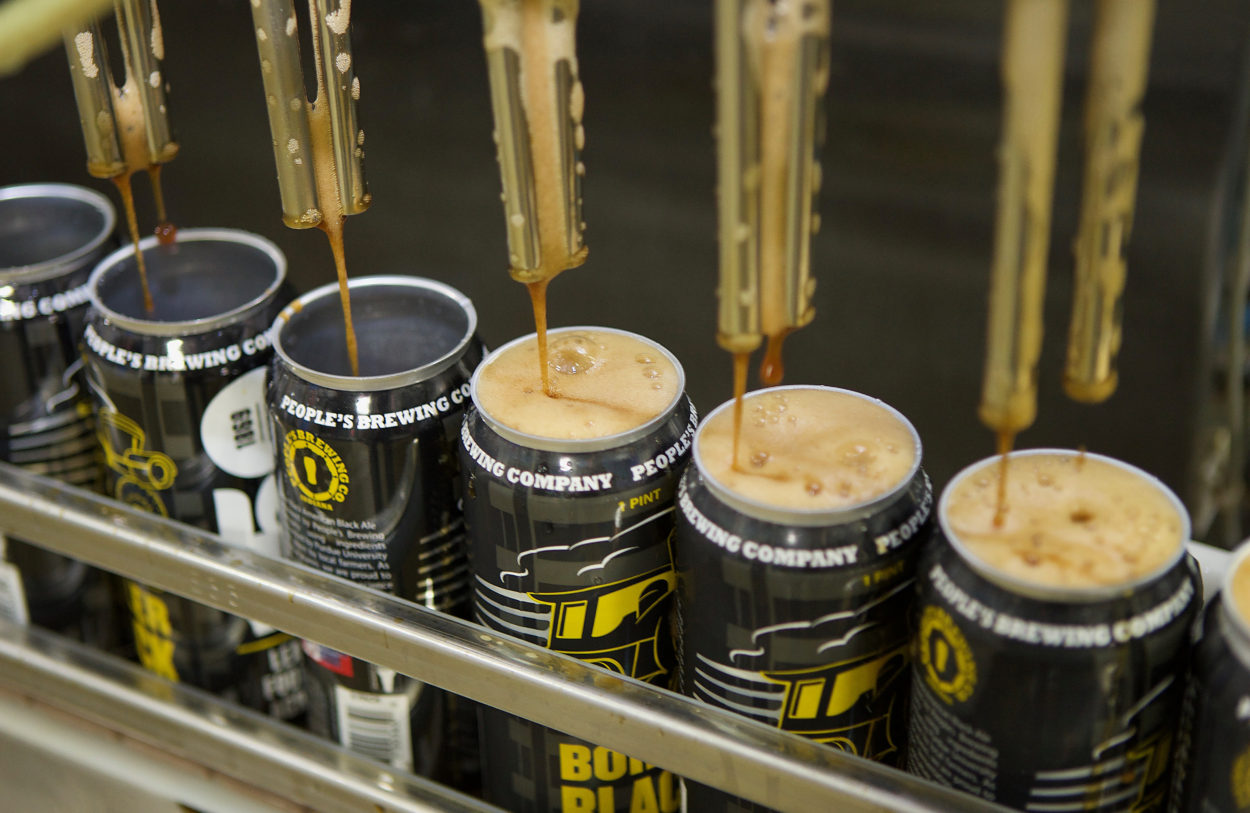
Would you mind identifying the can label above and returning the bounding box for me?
[461,398,695,813]
[84,279,304,721]
[907,545,1199,809]
[1172,598,1250,811]
[2,258,114,640]
[675,471,931,767]
[270,377,476,604]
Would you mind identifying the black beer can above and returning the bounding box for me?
[673,385,932,812]
[1172,540,1250,811]
[268,275,484,782]
[459,326,696,813]
[906,449,1200,810]
[83,229,307,721]
[0,183,118,643]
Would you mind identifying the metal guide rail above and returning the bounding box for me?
[0,461,1004,813]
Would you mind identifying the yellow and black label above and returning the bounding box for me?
[918,605,976,705]
[761,644,908,761]
[283,428,349,510]
[530,566,675,684]
[97,410,177,517]
[557,744,679,813]
[127,582,178,682]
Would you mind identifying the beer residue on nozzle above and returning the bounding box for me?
[481,0,588,394]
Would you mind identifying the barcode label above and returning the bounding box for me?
[333,686,413,771]
[0,559,30,627]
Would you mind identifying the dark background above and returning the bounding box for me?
[5,2,1248,543]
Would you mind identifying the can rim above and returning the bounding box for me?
[469,326,687,453]
[88,229,287,337]
[0,183,116,284]
[692,385,923,527]
[272,275,479,392]
[938,449,1191,602]
[1218,540,1250,663]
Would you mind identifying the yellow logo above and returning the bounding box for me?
[918,605,976,704]
[97,410,177,517]
[530,566,675,683]
[283,429,349,509]
[1233,744,1250,808]
[760,644,908,761]
[127,583,178,682]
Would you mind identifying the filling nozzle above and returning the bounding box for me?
[63,0,178,180]
[249,0,370,230]
[477,0,588,284]
[715,0,830,356]
[978,0,1069,437]
[1063,0,1155,404]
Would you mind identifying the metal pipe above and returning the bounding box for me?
[0,461,1003,813]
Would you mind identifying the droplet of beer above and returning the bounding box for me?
[635,354,654,364]
[643,367,660,379]
[806,480,823,496]
[750,451,769,468]
[1070,508,1094,524]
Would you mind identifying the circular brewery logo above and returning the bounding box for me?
[283,430,349,509]
[918,605,976,705]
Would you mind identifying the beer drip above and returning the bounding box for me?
[478,0,589,395]
[249,0,370,376]
[63,0,179,313]
[714,0,830,466]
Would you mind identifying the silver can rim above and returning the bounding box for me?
[272,274,479,392]
[938,448,1192,603]
[692,385,924,527]
[470,326,687,453]
[0,183,117,285]
[88,228,287,337]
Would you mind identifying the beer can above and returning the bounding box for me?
[673,385,932,811]
[0,182,118,643]
[459,326,696,813]
[906,449,1200,810]
[83,228,307,721]
[1172,540,1250,811]
[268,275,484,782]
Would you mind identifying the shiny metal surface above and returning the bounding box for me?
[0,620,497,813]
[0,460,1005,812]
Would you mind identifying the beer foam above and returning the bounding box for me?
[698,388,916,511]
[475,329,678,439]
[1231,553,1250,629]
[944,452,1184,589]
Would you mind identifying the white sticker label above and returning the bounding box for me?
[333,685,414,771]
[200,367,274,479]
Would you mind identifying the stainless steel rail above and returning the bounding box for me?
[0,461,1004,813]
[0,620,498,813]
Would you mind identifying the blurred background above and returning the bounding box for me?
[5,1,1250,542]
